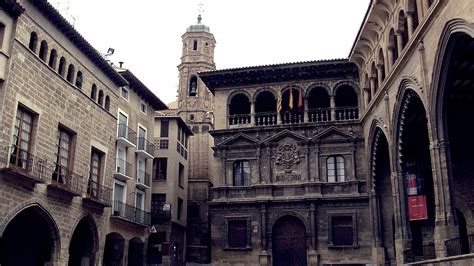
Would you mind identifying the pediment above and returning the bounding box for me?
[216,133,260,146]
[311,127,356,142]
[263,129,309,144]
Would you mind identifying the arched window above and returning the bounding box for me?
[90,84,97,100]
[67,64,75,83]
[28,32,38,52]
[364,73,371,104]
[193,40,198,51]
[335,85,358,121]
[378,48,386,82]
[48,49,57,69]
[75,71,82,88]
[408,0,419,31]
[327,155,345,182]
[39,40,48,62]
[0,23,5,49]
[189,76,198,96]
[255,91,277,126]
[308,86,330,122]
[228,93,250,125]
[58,57,66,77]
[371,62,378,94]
[105,96,110,111]
[280,86,303,124]
[398,10,408,49]
[233,160,250,186]
[388,28,398,65]
[98,90,104,106]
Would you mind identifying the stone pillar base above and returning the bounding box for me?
[308,250,318,266]
[259,250,271,266]
[372,246,386,265]
[435,224,459,258]
[395,238,411,264]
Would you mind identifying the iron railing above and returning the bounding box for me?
[112,200,150,225]
[136,170,151,187]
[445,234,474,256]
[86,179,112,206]
[228,114,251,125]
[115,158,132,177]
[255,112,277,126]
[51,163,83,195]
[151,204,171,223]
[137,137,154,155]
[117,124,137,145]
[7,145,49,182]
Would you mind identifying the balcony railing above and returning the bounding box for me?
[112,200,150,226]
[117,124,137,146]
[281,111,303,124]
[50,163,83,196]
[85,178,112,206]
[255,112,277,126]
[114,158,132,178]
[335,107,359,121]
[136,170,151,188]
[308,108,331,122]
[229,114,251,125]
[151,204,171,223]
[5,145,49,183]
[137,137,154,155]
[445,234,474,256]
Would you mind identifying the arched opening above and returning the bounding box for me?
[272,215,307,266]
[372,129,396,263]
[438,33,474,254]
[389,28,398,65]
[398,11,409,50]
[371,62,378,94]
[147,232,166,265]
[68,216,97,266]
[189,76,198,96]
[28,32,38,52]
[91,84,97,100]
[255,90,277,126]
[364,73,372,105]
[280,86,303,124]
[228,93,250,125]
[58,57,66,77]
[335,85,358,120]
[48,49,57,69]
[408,0,420,31]
[128,237,145,266]
[103,232,125,266]
[98,90,104,106]
[0,206,59,265]
[39,40,48,62]
[378,48,386,82]
[75,71,83,89]
[67,64,75,83]
[105,95,110,111]
[307,86,330,122]
[193,39,198,51]
[398,91,435,261]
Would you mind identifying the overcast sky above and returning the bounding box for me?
[50,0,370,105]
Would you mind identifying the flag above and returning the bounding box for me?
[289,84,293,110]
[277,91,282,113]
[298,84,303,109]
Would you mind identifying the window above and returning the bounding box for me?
[0,23,5,49]
[138,126,147,150]
[113,181,126,216]
[327,155,345,182]
[120,86,129,100]
[178,163,184,188]
[160,120,169,137]
[117,111,128,138]
[10,107,34,169]
[193,39,198,50]
[48,49,57,69]
[87,148,103,198]
[140,101,147,114]
[136,190,144,210]
[58,57,66,77]
[233,160,250,186]
[177,197,183,220]
[189,76,198,96]
[104,96,110,111]
[39,40,48,62]
[177,126,188,159]
[151,193,166,214]
[75,71,83,88]
[225,218,251,249]
[67,64,75,83]
[153,158,167,180]
[28,32,38,52]
[98,90,104,106]
[90,84,97,100]
[329,215,357,247]
[52,126,74,184]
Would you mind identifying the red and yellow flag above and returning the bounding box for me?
[277,91,282,113]
[298,83,303,109]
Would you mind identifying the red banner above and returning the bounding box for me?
[408,195,428,221]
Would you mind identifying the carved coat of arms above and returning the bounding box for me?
[275,143,300,169]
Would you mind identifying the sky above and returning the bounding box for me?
[49,0,370,105]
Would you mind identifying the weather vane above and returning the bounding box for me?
[198,2,205,16]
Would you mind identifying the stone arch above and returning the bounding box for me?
[128,237,145,266]
[305,81,331,98]
[271,215,308,266]
[252,87,277,102]
[68,214,100,252]
[68,214,100,266]
[268,211,310,237]
[227,90,252,108]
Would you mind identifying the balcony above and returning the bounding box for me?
[445,234,474,257]
[136,137,154,159]
[335,107,359,121]
[83,179,112,208]
[255,112,277,126]
[111,200,150,226]
[116,124,137,147]
[151,203,171,224]
[280,111,304,125]
[308,108,331,122]
[113,158,132,181]
[229,114,251,126]
[136,170,151,189]
[1,145,49,186]
[49,163,83,197]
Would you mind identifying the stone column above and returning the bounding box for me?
[308,203,318,266]
[406,12,415,39]
[422,0,430,16]
[416,0,425,18]
[277,111,281,125]
[370,76,377,98]
[387,46,395,69]
[330,95,336,121]
[396,31,404,56]
[314,143,320,181]
[259,204,271,265]
[363,87,370,108]
[303,97,309,123]
[376,64,384,87]
[250,100,255,126]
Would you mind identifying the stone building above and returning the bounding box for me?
[0,0,168,265]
